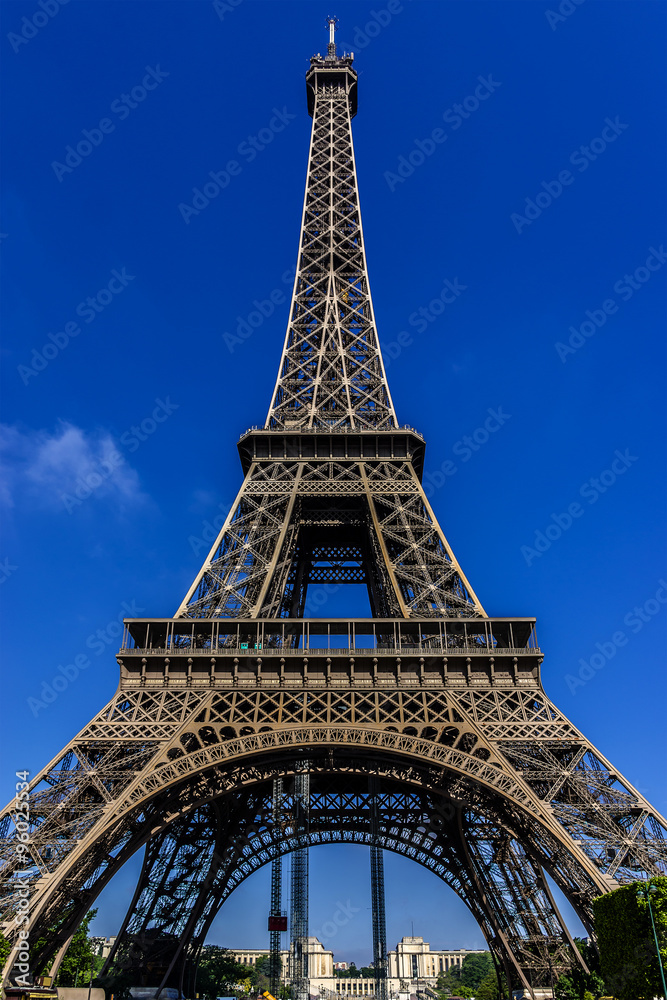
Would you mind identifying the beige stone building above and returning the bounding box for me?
[230,936,486,996]
[387,936,486,978]
[231,937,333,979]
[90,936,116,961]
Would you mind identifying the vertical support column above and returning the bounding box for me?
[269,778,284,998]
[369,777,388,1000]
[290,767,310,1000]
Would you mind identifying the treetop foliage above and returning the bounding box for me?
[593,877,667,1000]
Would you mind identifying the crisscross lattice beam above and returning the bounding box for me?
[267,51,396,431]
[175,459,484,620]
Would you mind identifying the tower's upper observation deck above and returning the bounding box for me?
[306,15,358,117]
[306,50,357,118]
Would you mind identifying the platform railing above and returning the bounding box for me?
[118,644,540,657]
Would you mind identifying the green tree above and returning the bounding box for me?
[447,987,474,999]
[53,909,98,987]
[555,974,585,1000]
[572,938,602,975]
[460,953,494,988]
[359,967,374,978]
[249,954,272,995]
[475,971,500,1000]
[197,945,252,1000]
[0,932,11,974]
[552,940,606,1000]
[593,876,667,1000]
[437,967,461,990]
[436,970,475,1000]
[552,937,607,1000]
[554,974,605,1000]
[254,955,272,978]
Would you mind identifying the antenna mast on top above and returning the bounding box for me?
[326,15,338,58]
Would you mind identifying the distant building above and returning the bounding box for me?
[387,937,486,978]
[327,979,378,997]
[229,935,486,997]
[230,938,333,979]
[90,937,116,961]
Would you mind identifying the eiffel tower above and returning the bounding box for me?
[2,21,666,999]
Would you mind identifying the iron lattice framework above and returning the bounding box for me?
[174,36,482,626]
[2,26,667,1000]
[289,769,309,1000]
[269,778,284,998]
[369,777,388,1000]
[267,43,396,433]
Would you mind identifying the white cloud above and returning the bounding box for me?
[0,421,145,513]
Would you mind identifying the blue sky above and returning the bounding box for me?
[1,0,666,967]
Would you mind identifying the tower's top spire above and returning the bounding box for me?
[326,15,338,59]
[266,21,393,431]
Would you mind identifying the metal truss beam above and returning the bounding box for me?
[174,459,484,620]
[69,768,605,991]
[4,725,665,992]
[267,43,396,432]
[369,777,388,1000]
[290,768,309,1000]
[269,778,285,998]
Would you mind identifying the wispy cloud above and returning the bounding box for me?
[0,421,145,513]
